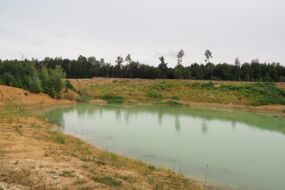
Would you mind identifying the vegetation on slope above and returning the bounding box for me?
[71,79,285,106]
[0,61,65,98]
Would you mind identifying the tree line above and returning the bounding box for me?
[0,49,284,90]
[30,50,284,82]
[0,60,66,98]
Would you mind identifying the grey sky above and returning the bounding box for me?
[0,0,284,66]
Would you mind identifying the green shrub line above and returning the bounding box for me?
[0,61,66,98]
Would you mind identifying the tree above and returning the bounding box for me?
[204,50,212,63]
[177,49,185,66]
[125,54,132,64]
[234,57,241,68]
[116,56,124,66]
[158,56,168,78]
[234,57,241,80]
[114,56,124,78]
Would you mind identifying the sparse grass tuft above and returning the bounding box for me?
[49,131,66,144]
[59,170,75,177]
[92,176,121,187]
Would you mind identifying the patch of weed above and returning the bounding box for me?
[101,95,124,104]
[146,91,163,99]
[166,100,183,106]
[92,176,121,187]
[49,131,66,144]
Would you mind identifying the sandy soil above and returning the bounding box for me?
[0,85,72,107]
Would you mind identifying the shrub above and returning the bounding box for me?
[101,95,124,104]
[65,80,75,91]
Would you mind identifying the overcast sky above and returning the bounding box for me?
[0,0,284,66]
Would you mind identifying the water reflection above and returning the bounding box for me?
[45,104,285,190]
[201,120,208,134]
[175,115,181,132]
[46,104,285,135]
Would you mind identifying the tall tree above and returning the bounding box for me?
[234,57,241,68]
[158,56,168,78]
[125,54,132,64]
[116,56,124,66]
[177,49,185,66]
[115,56,124,77]
[204,50,212,63]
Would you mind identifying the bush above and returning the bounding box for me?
[65,80,75,90]
[0,61,65,98]
[101,95,124,104]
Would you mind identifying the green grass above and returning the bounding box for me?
[220,82,285,105]
[101,95,125,104]
[146,91,163,99]
[82,80,285,106]
[165,100,183,106]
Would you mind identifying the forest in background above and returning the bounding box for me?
[1,50,285,98]
[1,50,283,81]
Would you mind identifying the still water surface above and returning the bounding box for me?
[45,104,285,190]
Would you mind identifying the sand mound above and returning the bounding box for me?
[0,85,70,107]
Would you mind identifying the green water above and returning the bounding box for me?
[44,104,285,190]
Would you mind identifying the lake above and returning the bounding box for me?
[44,104,285,190]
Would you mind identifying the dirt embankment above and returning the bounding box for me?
[0,85,72,107]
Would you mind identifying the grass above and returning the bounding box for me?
[146,91,163,99]
[92,176,122,187]
[78,79,285,106]
[49,131,66,144]
[165,100,183,106]
[0,149,7,155]
[101,95,125,104]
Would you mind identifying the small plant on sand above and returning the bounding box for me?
[92,176,121,187]
[49,131,66,144]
